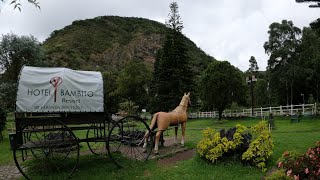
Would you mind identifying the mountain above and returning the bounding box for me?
[42,16,215,73]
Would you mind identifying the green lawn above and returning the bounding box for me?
[1,117,320,179]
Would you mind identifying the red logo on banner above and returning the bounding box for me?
[50,77,63,102]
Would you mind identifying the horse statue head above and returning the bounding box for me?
[175,92,191,113]
[181,92,191,106]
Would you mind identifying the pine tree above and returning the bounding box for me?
[248,56,259,74]
[149,2,193,113]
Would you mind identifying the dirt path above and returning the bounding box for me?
[157,149,196,166]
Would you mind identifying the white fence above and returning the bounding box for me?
[192,103,318,119]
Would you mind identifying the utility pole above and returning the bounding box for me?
[246,75,257,117]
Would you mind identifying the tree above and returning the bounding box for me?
[264,20,302,105]
[247,56,259,111]
[115,60,152,111]
[200,61,246,120]
[101,71,119,115]
[165,2,183,32]
[1,0,40,11]
[310,18,320,35]
[0,33,44,82]
[149,2,194,113]
[248,56,259,74]
[254,78,270,107]
[298,25,320,102]
[0,33,44,111]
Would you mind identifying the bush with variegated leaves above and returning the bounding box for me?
[197,121,274,171]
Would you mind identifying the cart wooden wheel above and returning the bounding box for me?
[86,122,120,156]
[13,119,79,180]
[107,116,153,168]
[86,123,107,155]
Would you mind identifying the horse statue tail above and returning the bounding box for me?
[142,112,159,151]
[149,113,159,131]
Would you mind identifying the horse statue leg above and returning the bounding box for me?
[142,131,150,152]
[174,126,178,145]
[181,122,186,146]
[154,130,163,155]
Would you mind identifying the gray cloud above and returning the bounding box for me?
[0,0,318,71]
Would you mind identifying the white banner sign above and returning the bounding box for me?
[16,66,104,112]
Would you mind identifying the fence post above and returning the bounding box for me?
[291,104,293,116]
[280,105,282,116]
[315,103,317,115]
[261,107,263,117]
[302,104,305,115]
[269,106,272,113]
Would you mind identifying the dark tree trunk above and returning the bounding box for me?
[290,81,293,105]
[218,110,222,120]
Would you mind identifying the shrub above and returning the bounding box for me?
[197,124,249,162]
[197,121,274,172]
[242,121,274,171]
[277,142,320,179]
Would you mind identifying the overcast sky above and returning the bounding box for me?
[0,0,319,71]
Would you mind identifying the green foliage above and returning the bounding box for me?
[101,71,119,115]
[265,169,291,180]
[299,25,320,103]
[0,82,17,111]
[118,100,139,115]
[248,56,259,73]
[242,121,274,172]
[42,16,214,113]
[0,33,45,82]
[197,124,248,162]
[264,20,302,105]
[0,104,7,141]
[2,117,320,178]
[0,33,45,111]
[43,16,213,74]
[115,60,152,110]
[197,121,274,172]
[261,18,320,106]
[199,61,246,119]
[165,2,183,32]
[149,5,194,113]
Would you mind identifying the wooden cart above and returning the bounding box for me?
[11,66,153,179]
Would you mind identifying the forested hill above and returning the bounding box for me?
[43,16,215,73]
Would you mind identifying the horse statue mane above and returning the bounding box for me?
[143,92,191,154]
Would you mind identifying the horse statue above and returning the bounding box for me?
[143,92,191,154]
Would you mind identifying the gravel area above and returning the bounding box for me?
[0,165,21,180]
